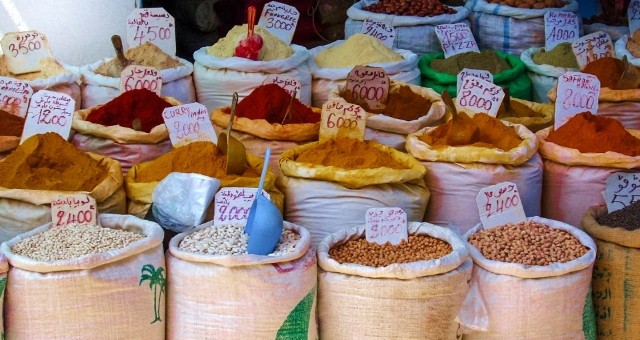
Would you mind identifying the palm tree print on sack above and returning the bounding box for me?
[0,277,6,340]
[139,264,166,324]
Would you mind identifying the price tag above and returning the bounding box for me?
[21,90,74,143]
[456,69,493,94]
[360,18,396,48]
[554,71,600,129]
[365,207,408,245]
[257,1,300,45]
[162,103,218,148]
[476,182,526,229]
[262,74,301,97]
[213,187,271,225]
[126,8,176,56]
[456,76,505,117]
[572,31,614,69]
[628,0,640,36]
[319,100,366,142]
[119,65,162,95]
[51,194,97,228]
[0,76,33,117]
[605,172,640,213]
[544,11,579,50]
[0,30,53,75]
[346,65,389,110]
[435,23,479,58]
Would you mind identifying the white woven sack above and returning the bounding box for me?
[318,222,472,339]
[166,221,318,339]
[1,214,166,340]
[521,47,578,103]
[584,23,628,42]
[6,64,82,111]
[80,57,196,109]
[465,0,580,55]
[615,34,640,66]
[193,45,311,111]
[458,216,596,339]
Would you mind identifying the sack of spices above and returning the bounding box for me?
[0,133,126,242]
[520,44,579,103]
[343,0,470,55]
[278,137,429,247]
[458,95,554,132]
[318,222,472,339]
[308,34,420,107]
[167,221,317,339]
[0,109,24,159]
[80,42,196,109]
[1,214,165,340]
[615,32,640,66]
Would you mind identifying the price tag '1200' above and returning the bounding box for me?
[21,90,75,143]
[319,100,366,142]
[120,65,163,95]
[51,194,97,228]
[554,71,600,129]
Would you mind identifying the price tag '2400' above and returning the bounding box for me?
[319,100,366,142]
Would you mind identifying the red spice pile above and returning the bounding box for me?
[233,84,319,124]
[0,109,25,136]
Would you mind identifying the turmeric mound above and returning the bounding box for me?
[295,138,407,170]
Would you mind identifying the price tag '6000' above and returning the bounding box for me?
[120,65,162,95]
[319,100,366,142]
[346,65,389,111]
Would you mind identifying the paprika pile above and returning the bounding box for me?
[232,84,319,124]
[0,110,24,137]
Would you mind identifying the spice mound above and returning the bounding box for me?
[497,99,544,119]
[0,57,67,81]
[532,42,579,69]
[0,133,108,191]
[85,88,173,133]
[363,0,456,16]
[546,112,640,156]
[626,29,640,58]
[597,201,640,231]
[207,24,294,61]
[581,57,640,90]
[342,83,433,121]
[96,42,182,77]
[314,34,403,68]
[420,112,522,151]
[12,224,144,262]
[468,221,589,266]
[0,109,25,136]
[232,84,320,124]
[329,234,452,267]
[431,50,511,75]
[179,224,300,256]
[486,0,567,8]
[295,138,407,170]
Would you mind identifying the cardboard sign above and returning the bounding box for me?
[476,182,526,229]
[346,65,389,110]
[628,0,640,36]
[544,11,580,50]
[51,194,97,228]
[162,103,218,147]
[365,207,408,245]
[127,8,176,56]
[554,71,600,129]
[361,18,396,48]
[21,90,74,143]
[456,76,505,117]
[262,74,301,97]
[319,100,366,142]
[435,23,479,58]
[120,65,162,95]
[257,1,299,45]
[0,76,33,117]
[572,31,614,69]
[213,187,270,225]
[456,69,493,94]
[605,172,640,213]
[0,30,53,75]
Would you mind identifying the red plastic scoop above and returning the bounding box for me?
[234,6,263,60]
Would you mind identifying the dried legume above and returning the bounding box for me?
[597,201,640,231]
[363,0,456,17]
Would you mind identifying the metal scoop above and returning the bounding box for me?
[441,89,479,146]
[218,93,247,175]
[280,90,297,125]
[110,35,131,76]
[616,55,640,90]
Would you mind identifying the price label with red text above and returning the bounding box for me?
[628,0,640,36]
[365,207,408,245]
[544,11,579,50]
[0,76,33,117]
[456,76,504,117]
[213,187,271,225]
[163,103,217,148]
[21,90,74,143]
[120,65,162,95]
[605,172,640,213]
[51,194,97,228]
[435,23,479,58]
[476,182,526,229]
[127,8,176,55]
[0,30,53,75]
[361,18,396,48]
[572,31,614,69]
[456,69,493,94]
[346,65,389,110]
[258,1,300,45]
[320,100,366,142]
[262,74,301,97]
[555,71,600,129]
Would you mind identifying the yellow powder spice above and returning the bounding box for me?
[295,137,407,170]
[314,34,403,68]
[0,57,67,81]
[96,42,182,77]
[207,24,294,61]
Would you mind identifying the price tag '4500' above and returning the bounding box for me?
[126,8,176,56]
[319,100,366,142]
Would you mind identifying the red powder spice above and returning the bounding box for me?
[86,89,173,133]
[547,112,640,156]
[0,109,25,136]
[233,84,319,124]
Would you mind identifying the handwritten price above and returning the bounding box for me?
[324,102,363,129]
[126,8,175,55]
[435,23,479,58]
[361,18,395,47]
[544,11,579,50]
[561,88,596,111]
[365,207,408,245]
[476,182,526,228]
[55,209,95,227]
[6,32,42,57]
[213,187,270,225]
[555,72,600,129]
[163,103,216,147]
[123,68,160,92]
[605,172,640,212]
[572,31,614,69]
[258,1,300,45]
[483,186,521,218]
[457,76,504,116]
[51,194,97,228]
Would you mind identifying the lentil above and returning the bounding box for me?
[597,201,640,231]
[486,0,567,9]
[363,0,456,17]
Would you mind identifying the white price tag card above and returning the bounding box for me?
[319,100,366,142]
[365,207,408,245]
[544,11,579,50]
[456,76,505,117]
[213,187,271,225]
[628,0,640,36]
[51,194,97,228]
[127,8,176,56]
[0,76,33,117]
[162,103,218,148]
[605,172,640,213]
[360,18,396,48]
[572,31,614,69]
[456,69,493,94]
[257,1,300,45]
[435,23,479,58]
[476,182,527,229]
[120,65,162,95]
[346,65,389,110]
[0,31,53,75]
[21,90,74,143]
[554,71,600,129]
[262,74,301,97]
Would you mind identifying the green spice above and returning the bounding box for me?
[430,50,512,75]
[532,42,579,69]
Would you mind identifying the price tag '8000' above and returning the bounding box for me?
[319,100,366,142]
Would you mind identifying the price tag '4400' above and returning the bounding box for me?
[346,65,389,111]
[120,65,162,95]
[51,194,97,228]
[456,76,504,117]
[554,71,600,130]
[476,182,527,229]
[319,100,366,142]
[605,172,640,213]
[0,30,53,75]
[126,8,176,56]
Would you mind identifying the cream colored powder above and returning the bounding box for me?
[314,34,403,68]
[96,42,182,77]
[0,57,67,81]
[206,24,294,61]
